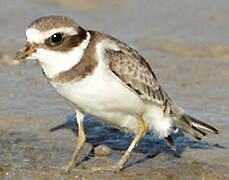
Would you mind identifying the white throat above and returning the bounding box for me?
[37,31,91,79]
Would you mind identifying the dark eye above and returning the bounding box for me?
[51,33,63,43]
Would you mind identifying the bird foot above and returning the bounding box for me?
[61,161,75,173]
[88,164,123,173]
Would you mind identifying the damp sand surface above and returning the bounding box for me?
[0,0,229,179]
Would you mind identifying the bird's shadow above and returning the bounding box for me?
[50,113,224,169]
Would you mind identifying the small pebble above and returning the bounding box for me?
[95,145,112,156]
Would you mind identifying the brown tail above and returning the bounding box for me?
[175,113,219,140]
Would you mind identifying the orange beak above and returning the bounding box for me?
[25,42,37,57]
[14,42,38,61]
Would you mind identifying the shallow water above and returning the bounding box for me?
[0,0,229,179]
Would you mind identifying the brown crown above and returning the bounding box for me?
[28,16,80,32]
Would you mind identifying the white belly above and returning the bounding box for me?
[50,65,172,137]
[51,66,145,132]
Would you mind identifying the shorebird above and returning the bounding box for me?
[22,16,218,172]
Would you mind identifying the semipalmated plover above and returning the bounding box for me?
[22,16,218,172]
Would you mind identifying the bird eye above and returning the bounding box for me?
[51,33,63,43]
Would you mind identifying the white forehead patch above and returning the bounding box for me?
[26,27,78,44]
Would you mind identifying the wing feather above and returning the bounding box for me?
[104,44,169,106]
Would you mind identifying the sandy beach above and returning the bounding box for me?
[0,0,229,179]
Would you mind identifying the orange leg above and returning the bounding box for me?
[114,116,148,171]
[64,111,86,172]
[90,116,148,172]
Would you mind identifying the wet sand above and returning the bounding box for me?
[0,0,229,179]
